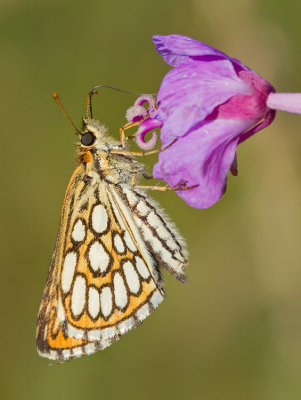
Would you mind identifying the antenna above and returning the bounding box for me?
[86,87,99,119]
[52,92,81,134]
[85,84,143,119]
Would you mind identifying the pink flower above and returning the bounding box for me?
[131,35,301,208]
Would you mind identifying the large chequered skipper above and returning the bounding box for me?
[36,88,188,361]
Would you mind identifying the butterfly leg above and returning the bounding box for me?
[119,103,160,147]
[111,139,177,157]
[130,172,197,191]
[120,122,141,148]
[133,184,198,192]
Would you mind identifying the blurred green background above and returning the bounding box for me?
[1,0,301,399]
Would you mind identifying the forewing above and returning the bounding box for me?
[36,169,164,361]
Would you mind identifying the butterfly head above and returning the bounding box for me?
[52,91,120,158]
[80,117,108,149]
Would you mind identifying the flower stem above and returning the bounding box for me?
[267,93,301,114]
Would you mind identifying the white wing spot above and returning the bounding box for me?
[57,297,65,322]
[91,204,108,233]
[135,256,150,279]
[123,260,140,294]
[72,219,86,242]
[100,286,113,318]
[150,290,164,309]
[61,252,77,293]
[117,317,135,334]
[71,275,87,317]
[123,188,139,207]
[113,272,128,309]
[174,250,185,262]
[67,324,85,340]
[136,303,150,322]
[49,350,57,360]
[113,233,125,254]
[88,330,101,341]
[166,237,179,251]
[85,343,97,355]
[139,222,162,252]
[123,231,137,252]
[62,349,71,359]
[72,347,84,358]
[160,246,184,275]
[147,211,162,229]
[100,326,117,340]
[136,200,150,217]
[156,225,171,241]
[88,286,100,319]
[89,241,111,274]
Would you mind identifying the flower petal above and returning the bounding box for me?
[153,34,228,66]
[135,118,163,150]
[238,110,276,144]
[126,105,148,123]
[134,94,156,111]
[156,60,249,144]
[126,95,157,123]
[153,34,249,72]
[153,118,251,208]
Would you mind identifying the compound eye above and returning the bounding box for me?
[81,131,95,146]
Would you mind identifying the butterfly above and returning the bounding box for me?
[36,88,188,361]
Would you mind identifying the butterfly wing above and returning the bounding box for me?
[36,164,90,359]
[36,167,165,361]
[117,185,188,282]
